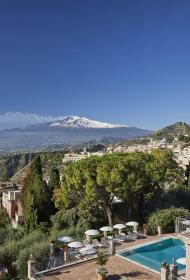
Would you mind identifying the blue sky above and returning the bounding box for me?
[0,0,190,130]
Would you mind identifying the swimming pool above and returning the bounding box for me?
[118,237,185,273]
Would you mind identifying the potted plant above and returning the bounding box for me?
[95,252,108,280]
[161,261,169,278]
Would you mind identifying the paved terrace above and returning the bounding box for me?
[45,234,172,280]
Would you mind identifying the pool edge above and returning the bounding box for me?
[115,235,184,275]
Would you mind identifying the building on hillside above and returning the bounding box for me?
[2,190,20,219]
[173,145,190,169]
[2,190,24,227]
[0,181,14,190]
[62,150,104,163]
[62,153,89,163]
[12,200,24,229]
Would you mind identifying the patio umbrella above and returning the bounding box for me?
[68,241,84,248]
[85,229,99,243]
[176,258,186,265]
[113,224,126,235]
[58,236,74,243]
[100,226,113,237]
[85,229,99,236]
[126,221,139,230]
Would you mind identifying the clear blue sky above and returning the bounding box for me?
[0,0,190,130]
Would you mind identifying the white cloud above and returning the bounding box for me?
[0,112,65,130]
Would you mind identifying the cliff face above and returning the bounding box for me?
[0,153,35,182]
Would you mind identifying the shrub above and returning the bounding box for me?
[17,241,50,278]
[148,207,189,233]
[51,209,77,230]
[0,241,19,275]
[18,230,47,250]
[0,229,47,278]
[0,208,10,229]
[50,224,85,242]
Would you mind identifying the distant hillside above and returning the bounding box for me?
[0,151,66,182]
[153,122,190,141]
[0,153,35,182]
[0,127,151,152]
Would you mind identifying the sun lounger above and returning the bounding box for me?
[101,237,109,246]
[83,240,91,246]
[115,234,126,242]
[92,239,104,248]
[127,231,139,239]
[133,230,147,238]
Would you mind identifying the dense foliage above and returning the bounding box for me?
[0,153,35,182]
[54,150,184,228]
[0,229,49,278]
[21,156,56,230]
[148,207,189,233]
[0,151,65,183]
[0,208,10,229]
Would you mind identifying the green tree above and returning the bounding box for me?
[48,168,60,192]
[147,149,184,189]
[21,156,53,230]
[54,150,184,229]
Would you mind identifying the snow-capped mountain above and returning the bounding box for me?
[0,115,151,152]
[48,116,127,129]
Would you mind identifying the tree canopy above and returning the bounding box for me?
[54,150,184,228]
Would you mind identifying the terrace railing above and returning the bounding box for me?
[176,216,190,235]
[31,265,59,280]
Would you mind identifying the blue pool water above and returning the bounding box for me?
[119,238,185,272]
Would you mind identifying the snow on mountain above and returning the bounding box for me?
[48,116,127,129]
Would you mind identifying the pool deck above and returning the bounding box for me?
[45,234,173,280]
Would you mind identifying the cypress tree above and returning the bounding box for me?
[48,168,60,191]
[21,156,53,230]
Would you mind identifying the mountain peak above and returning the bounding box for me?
[48,116,127,129]
[153,121,190,139]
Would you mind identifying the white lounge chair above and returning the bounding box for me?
[115,234,126,242]
[92,239,104,248]
[133,230,147,238]
[101,237,109,246]
[83,240,91,246]
[127,231,139,239]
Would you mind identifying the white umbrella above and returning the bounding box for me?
[100,226,113,237]
[85,229,99,243]
[68,241,84,248]
[113,224,126,235]
[176,258,186,265]
[58,236,74,243]
[85,229,99,236]
[126,221,139,230]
